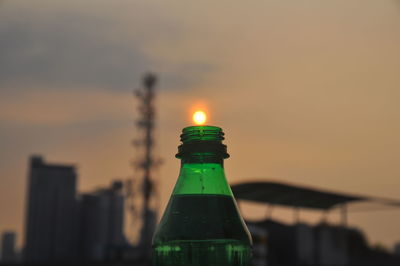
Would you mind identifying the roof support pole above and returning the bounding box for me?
[294,206,300,224]
[341,203,347,227]
[265,204,274,220]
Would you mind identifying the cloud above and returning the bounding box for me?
[0,7,151,91]
[0,1,216,93]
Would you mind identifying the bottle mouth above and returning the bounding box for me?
[176,126,229,159]
[180,126,225,142]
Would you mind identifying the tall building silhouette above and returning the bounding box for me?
[1,231,16,263]
[24,156,78,262]
[78,181,125,261]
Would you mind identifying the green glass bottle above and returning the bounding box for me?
[152,126,252,266]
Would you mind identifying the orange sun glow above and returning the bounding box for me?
[192,111,207,125]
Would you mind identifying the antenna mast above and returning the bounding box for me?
[129,73,160,254]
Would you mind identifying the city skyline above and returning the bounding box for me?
[23,155,126,262]
[1,0,400,251]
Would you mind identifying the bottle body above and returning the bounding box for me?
[153,193,252,266]
[152,126,252,266]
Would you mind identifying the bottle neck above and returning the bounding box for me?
[172,126,232,196]
[181,154,224,165]
[172,156,232,196]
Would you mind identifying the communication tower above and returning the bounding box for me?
[127,73,161,254]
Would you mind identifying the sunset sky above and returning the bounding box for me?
[1,0,400,249]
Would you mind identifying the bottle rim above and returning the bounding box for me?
[180,126,225,143]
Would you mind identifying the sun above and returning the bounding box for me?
[193,111,207,125]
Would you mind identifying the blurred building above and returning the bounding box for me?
[138,208,157,255]
[247,219,372,266]
[233,181,400,266]
[24,155,78,262]
[78,181,125,261]
[316,224,348,265]
[248,225,268,266]
[395,242,400,256]
[1,231,16,263]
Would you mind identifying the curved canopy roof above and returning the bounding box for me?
[231,181,366,210]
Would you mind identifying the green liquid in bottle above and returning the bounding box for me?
[154,239,250,266]
[152,126,252,266]
[154,194,251,266]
